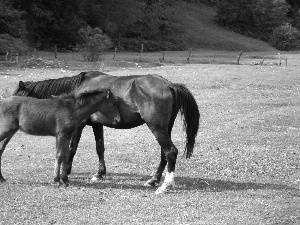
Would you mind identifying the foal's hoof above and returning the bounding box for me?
[62,179,70,187]
[53,177,63,187]
[53,181,62,188]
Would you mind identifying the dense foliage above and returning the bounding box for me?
[0,0,189,55]
[3,0,300,55]
[215,0,300,50]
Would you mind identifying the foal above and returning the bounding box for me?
[0,85,120,186]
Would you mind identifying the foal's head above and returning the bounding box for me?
[75,89,121,125]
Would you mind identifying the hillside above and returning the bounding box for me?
[180,3,276,51]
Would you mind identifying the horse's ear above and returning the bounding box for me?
[106,89,111,98]
[19,81,26,90]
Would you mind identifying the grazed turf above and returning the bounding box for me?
[0,51,300,225]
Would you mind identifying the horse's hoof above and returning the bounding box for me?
[155,183,175,194]
[144,179,158,187]
[91,174,103,182]
[155,187,165,194]
[0,177,6,183]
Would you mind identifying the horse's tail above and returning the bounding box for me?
[169,83,200,159]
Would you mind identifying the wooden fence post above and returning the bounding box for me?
[140,44,144,62]
[159,52,165,62]
[187,48,192,63]
[285,57,288,66]
[113,47,117,60]
[54,45,57,59]
[237,50,243,65]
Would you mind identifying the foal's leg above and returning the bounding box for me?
[0,135,15,182]
[91,124,106,182]
[67,124,85,175]
[148,126,178,194]
[0,121,18,182]
[54,134,71,186]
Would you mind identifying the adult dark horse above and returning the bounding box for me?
[13,71,200,194]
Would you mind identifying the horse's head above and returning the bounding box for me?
[12,81,39,98]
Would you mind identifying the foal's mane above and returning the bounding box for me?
[55,89,108,108]
[13,72,87,98]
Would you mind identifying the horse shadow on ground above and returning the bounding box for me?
[70,172,300,193]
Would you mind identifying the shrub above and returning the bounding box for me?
[0,34,29,55]
[78,26,112,61]
[270,23,300,51]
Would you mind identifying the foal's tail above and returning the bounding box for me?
[169,83,200,159]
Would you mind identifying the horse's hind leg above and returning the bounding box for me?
[144,148,167,187]
[147,125,178,194]
[91,124,106,182]
[144,109,177,188]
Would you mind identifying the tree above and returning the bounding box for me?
[101,0,145,48]
[270,22,300,50]
[78,26,112,61]
[0,0,28,54]
[14,0,85,49]
[216,0,289,41]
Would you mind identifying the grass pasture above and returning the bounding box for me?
[0,50,300,224]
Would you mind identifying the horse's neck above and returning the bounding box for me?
[74,96,103,121]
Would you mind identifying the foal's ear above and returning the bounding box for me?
[19,81,26,90]
[106,89,112,98]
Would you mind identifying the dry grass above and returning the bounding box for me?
[0,50,300,224]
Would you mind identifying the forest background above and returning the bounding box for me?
[2,0,300,57]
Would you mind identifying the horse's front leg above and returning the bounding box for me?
[91,124,106,182]
[54,134,71,186]
[67,124,85,175]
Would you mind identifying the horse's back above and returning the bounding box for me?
[111,74,174,126]
[76,72,174,128]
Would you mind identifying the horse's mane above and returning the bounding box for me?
[13,72,87,98]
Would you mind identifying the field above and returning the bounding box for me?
[0,50,300,224]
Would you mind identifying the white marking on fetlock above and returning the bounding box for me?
[155,186,165,194]
[155,172,175,194]
[165,172,175,187]
[91,176,101,182]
